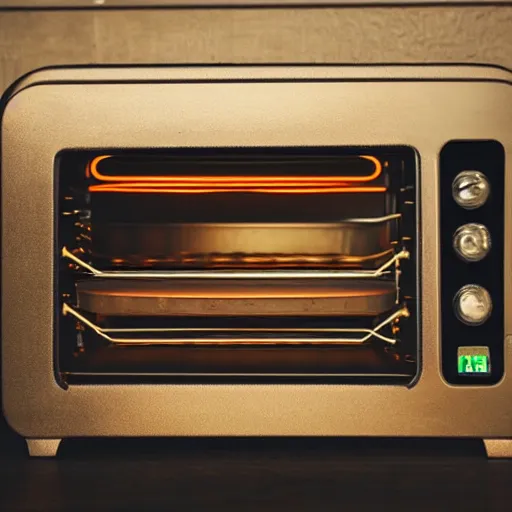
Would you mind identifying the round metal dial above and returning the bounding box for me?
[453,223,491,262]
[452,171,490,210]
[454,285,492,325]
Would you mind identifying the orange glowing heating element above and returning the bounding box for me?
[84,288,387,300]
[87,154,386,194]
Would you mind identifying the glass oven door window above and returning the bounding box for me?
[56,147,418,384]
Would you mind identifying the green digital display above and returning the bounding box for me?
[458,354,490,375]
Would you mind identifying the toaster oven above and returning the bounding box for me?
[1,64,511,457]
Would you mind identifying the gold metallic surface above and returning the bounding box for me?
[483,439,512,458]
[25,439,62,458]
[2,66,512,441]
[92,222,393,261]
[9,66,512,99]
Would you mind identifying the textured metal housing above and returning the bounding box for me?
[1,65,512,441]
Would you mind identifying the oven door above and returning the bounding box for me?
[56,146,417,384]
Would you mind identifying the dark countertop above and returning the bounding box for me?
[1,419,512,512]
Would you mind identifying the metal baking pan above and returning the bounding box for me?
[92,220,395,268]
[76,278,396,317]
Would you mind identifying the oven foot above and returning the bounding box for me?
[26,439,62,457]
[483,439,512,459]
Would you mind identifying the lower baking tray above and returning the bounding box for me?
[76,278,396,317]
[92,221,394,268]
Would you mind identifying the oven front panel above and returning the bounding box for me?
[2,69,512,438]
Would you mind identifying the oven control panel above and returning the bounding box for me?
[440,140,505,385]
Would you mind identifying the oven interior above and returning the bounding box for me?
[56,147,419,384]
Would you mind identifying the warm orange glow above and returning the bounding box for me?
[108,248,394,267]
[90,180,360,188]
[82,287,390,300]
[89,183,386,194]
[88,154,384,194]
[88,154,383,183]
